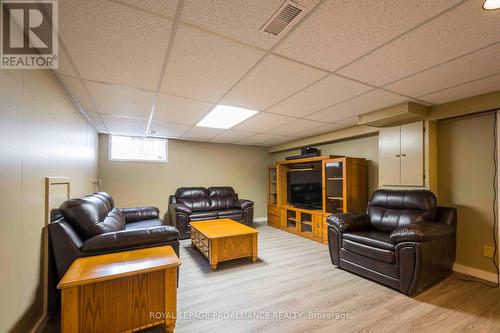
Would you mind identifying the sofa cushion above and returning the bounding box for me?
[60,195,125,240]
[175,187,211,212]
[125,218,164,230]
[208,187,236,210]
[342,239,395,264]
[81,225,179,253]
[94,192,114,210]
[217,209,243,220]
[342,231,394,250]
[367,190,437,233]
[190,211,218,221]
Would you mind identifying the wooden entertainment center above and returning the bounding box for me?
[267,155,367,244]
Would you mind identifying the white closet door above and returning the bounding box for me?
[400,121,424,186]
[379,126,402,186]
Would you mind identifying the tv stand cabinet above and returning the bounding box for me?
[267,156,366,244]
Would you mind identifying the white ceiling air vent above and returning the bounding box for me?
[260,1,306,36]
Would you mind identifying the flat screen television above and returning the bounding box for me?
[287,169,322,209]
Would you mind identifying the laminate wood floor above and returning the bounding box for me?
[45,222,500,333]
[170,222,500,333]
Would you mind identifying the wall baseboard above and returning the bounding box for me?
[253,217,267,222]
[453,263,499,283]
[30,313,48,333]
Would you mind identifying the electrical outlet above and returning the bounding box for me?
[483,245,494,258]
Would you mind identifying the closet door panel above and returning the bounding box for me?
[400,121,424,186]
[379,126,401,186]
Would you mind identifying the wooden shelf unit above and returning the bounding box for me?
[267,156,366,244]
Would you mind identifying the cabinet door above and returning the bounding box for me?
[312,214,323,240]
[379,126,401,186]
[400,121,424,186]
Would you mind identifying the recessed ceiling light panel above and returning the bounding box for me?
[483,0,500,10]
[196,105,258,129]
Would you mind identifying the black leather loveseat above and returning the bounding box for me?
[168,187,254,239]
[327,189,456,295]
[48,192,179,279]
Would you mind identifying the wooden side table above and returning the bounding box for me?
[57,246,180,333]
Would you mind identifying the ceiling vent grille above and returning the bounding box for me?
[260,1,306,36]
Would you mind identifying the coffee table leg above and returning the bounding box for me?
[252,233,258,263]
[210,239,218,271]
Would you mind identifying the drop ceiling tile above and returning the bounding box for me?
[265,119,324,137]
[336,116,359,127]
[338,0,500,86]
[306,89,408,122]
[86,81,154,118]
[154,93,212,125]
[236,133,283,145]
[420,73,500,104]
[58,76,95,113]
[101,115,148,136]
[257,135,296,146]
[87,112,106,131]
[148,120,190,138]
[385,43,500,97]
[181,0,319,50]
[54,46,78,77]
[232,112,295,132]
[209,129,254,143]
[182,126,225,140]
[295,122,346,137]
[114,0,178,18]
[267,74,373,117]
[275,0,461,71]
[221,55,327,110]
[59,0,172,90]
[161,24,264,102]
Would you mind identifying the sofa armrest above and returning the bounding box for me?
[169,203,192,215]
[327,213,370,232]
[390,222,455,243]
[119,206,159,223]
[81,226,179,253]
[235,199,254,210]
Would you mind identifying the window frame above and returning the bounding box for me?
[108,135,168,163]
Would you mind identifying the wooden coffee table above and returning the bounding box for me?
[57,246,180,333]
[190,219,258,271]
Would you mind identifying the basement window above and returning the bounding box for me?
[109,135,168,163]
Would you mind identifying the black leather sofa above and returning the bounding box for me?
[327,189,456,295]
[168,187,254,239]
[48,192,179,279]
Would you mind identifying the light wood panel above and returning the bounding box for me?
[58,246,179,333]
[58,246,180,288]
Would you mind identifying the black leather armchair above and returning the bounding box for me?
[327,189,456,295]
[168,187,254,239]
[48,192,179,279]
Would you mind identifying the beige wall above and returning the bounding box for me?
[98,135,270,218]
[270,134,379,196]
[0,70,98,333]
[438,113,497,274]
